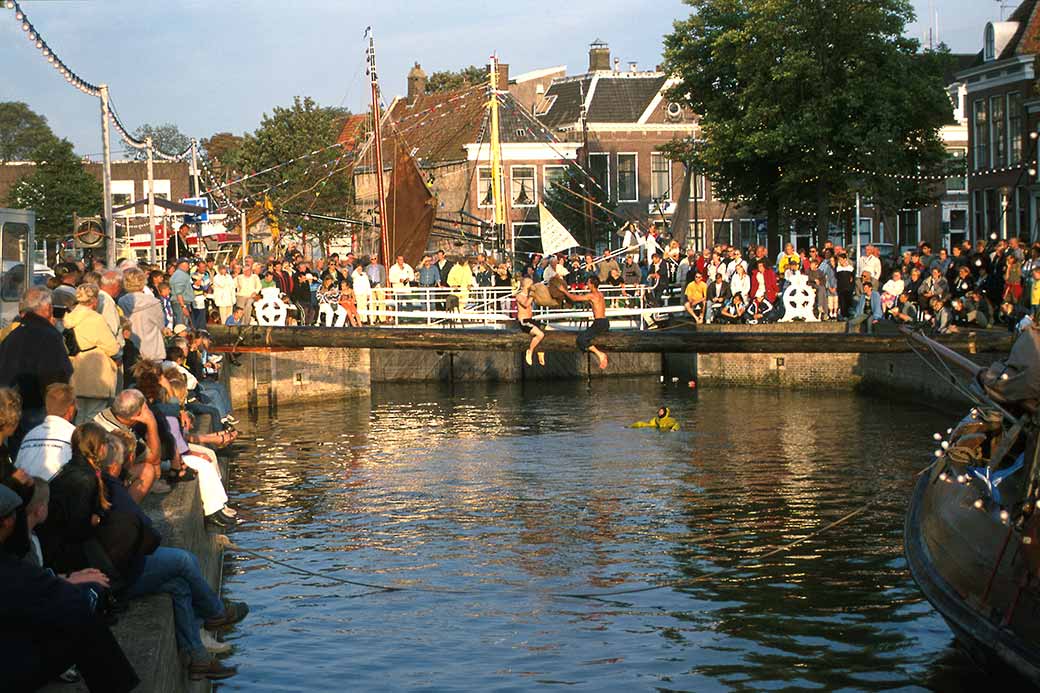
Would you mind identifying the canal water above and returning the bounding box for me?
[217,381,996,691]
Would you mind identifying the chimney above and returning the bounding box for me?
[407,62,427,103]
[496,62,509,87]
[629,61,638,73]
[589,39,611,72]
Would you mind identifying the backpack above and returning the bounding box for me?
[63,327,81,357]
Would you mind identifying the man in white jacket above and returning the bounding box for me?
[211,265,237,325]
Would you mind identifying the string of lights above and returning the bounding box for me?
[5,1,193,161]
[5,0,99,96]
[199,141,347,195]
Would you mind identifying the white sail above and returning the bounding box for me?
[538,204,580,256]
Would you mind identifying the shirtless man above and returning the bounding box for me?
[515,277,546,366]
[563,275,609,370]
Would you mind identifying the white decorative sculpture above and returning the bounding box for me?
[254,287,288,326]
[779,273,819,322]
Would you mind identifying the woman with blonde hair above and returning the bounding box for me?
[65,283,120,424]
[156,367,236,528]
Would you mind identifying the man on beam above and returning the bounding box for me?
[563,276,610,370]
[515,278,546,367]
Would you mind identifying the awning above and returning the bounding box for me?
[110,197,208,215]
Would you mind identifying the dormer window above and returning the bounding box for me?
[985,23,996,62]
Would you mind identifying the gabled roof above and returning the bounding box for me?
[1002,0,1040,58]
[536,73,669,129]
[966,0,1040,67]
[588,75,667,122]
[384,86,554,165]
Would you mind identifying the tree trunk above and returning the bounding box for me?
[767,196,781,258]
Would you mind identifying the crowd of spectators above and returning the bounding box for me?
[0,249,249,689]
[197,233,1040,337]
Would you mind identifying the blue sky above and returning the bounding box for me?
[0,0,1004,158]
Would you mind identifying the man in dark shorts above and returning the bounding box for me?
[564,276,609,370]
[515,277,546,366]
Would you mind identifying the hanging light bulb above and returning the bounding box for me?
[41,46,49,56]
[34,40,41,49]
[15,10,22,20]
[5,1,16,10]
[21,21,29,31]
[27,30,35,40]
[974,499,984,509]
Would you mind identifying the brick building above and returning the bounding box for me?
[535,41,756,252]
[957,0,1040,243]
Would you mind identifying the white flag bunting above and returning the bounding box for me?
[538,203,580,256]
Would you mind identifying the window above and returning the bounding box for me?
[650,153,671,200]
[477,166,497,209]
[712,220,733,246]
[973,190,985,240]
[689,173,707,201]
[1009,92,1024,166]
[588,153,610,201]
[510,166,536,207]
[617,153,638,202]
[986,188,999,237]
[543,165,567,194]
[512,222,540,258]
[946,148,967,193]
[858,218,873,247]
[0,222,29,301]
[991,95,1006,168]
[689,220,706,251]
[738,219,755,247]
[984,23,996,62]
[949,209,968,247]
[1017,186,1030,237]
[897,211,919,247]
[112,180,134,217]
[973,100,988,170]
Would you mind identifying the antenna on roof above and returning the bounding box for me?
[997,0,1014,21]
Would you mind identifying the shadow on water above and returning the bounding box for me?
[216,379,997,691]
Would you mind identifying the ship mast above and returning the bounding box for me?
[488,54,507,259]
[367,29,391,262]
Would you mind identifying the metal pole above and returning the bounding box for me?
[190,138,202,255]
[99,84,115,267]
[368,31,390,262]
[855,192,862,262]
[241,212,248,262]
[190,138,201,198]
[146,136,157,264]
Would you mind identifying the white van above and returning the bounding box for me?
[0,208,35,329]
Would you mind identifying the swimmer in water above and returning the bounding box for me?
[629,407,680,431]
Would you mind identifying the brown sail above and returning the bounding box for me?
[384,142,435,266]
[669,165,693,248]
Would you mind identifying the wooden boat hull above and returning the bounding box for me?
[905,472,1040,684]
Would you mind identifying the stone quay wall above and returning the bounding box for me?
[220,323,1004,412]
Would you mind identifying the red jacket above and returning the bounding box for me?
[750,269,779,302]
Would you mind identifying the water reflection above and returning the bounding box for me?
[219,381,989,691]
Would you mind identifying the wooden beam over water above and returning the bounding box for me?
[208,326,1015,355]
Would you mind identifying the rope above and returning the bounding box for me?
[216,535,472,595]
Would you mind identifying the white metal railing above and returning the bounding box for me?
[329,284,687,330]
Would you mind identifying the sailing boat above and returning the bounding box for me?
[904,327,1040,683]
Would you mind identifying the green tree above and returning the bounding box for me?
[236,97,354,249]
[663,0,952,249]
[4,138,102,240]
[200,131,245,183]
[132,122,192,159]
[426,65,487,93]
[0,102,59,163]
